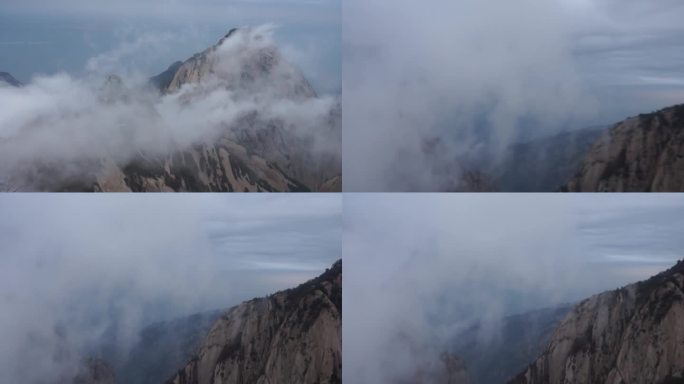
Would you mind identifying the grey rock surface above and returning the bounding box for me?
[564,104,684,192]
[510,260,684,384]
[167,260,342,384]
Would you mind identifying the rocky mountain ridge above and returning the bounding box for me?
[564,103,684,192]
[510,260,684,384]
[167,260,342,384]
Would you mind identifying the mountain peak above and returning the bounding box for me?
[219,27,239,44]
[153,27,316,100]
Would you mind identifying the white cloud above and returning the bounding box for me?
[343,193,684,383]
[0,193,341,383]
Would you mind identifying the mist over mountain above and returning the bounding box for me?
[105,310,222,384]
[344,194,684,383]
[452,305,572,384]
[0,194,341,384]
[412,99,684,192]
[0,25,340,191]
[343,0,684,191]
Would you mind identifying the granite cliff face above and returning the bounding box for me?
[167,260,342,384]
[564,104,684,192]
[510,260,684,384]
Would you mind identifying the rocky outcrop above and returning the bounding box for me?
[91,139,312,192]
[160,28,316,100]
[0,71,22,87]
[564,104,684,191]
[167,260,342,384]
[509,260,684,384]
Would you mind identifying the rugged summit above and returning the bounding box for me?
[95,27,339,192]
[159,28,316,100]
[167,260,342,384]
[2,28,340,192]
[564,104,684,191]
[510,260,684,384]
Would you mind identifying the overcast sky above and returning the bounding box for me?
[343,0,684,190]
[0,193,341,383]
[0,0,340,93]
[343,193,684,383]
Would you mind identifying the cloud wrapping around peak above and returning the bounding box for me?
[0,25,339,190]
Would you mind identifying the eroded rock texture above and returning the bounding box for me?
[564,104,684,192]
[167,260,342,384]
[510,260,684,384]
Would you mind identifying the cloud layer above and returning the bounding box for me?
[343,193,684,383]
[343,0,684,191]
[0,26,339,190]
[0,193,341,383]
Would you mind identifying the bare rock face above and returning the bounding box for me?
[92,139,311,192]
[167,260,342,384]
[509,260,684,384]
[162,28,316,100]
[564,104,684,192]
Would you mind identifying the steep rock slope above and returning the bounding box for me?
[564,104,684,191]
[510,260,684,384]
[168,260,342,384]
